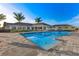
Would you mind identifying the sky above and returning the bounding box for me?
[0,3,79,27]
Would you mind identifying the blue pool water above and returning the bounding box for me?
[21,31,72,50]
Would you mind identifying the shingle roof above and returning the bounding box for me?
[4,22,33,26]
[33,23,51,26]
[52,24,72,26]
[4,22,51,26]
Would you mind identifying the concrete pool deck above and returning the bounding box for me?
[0,33,39,56]
[0,32,79,56]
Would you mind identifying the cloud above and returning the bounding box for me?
[0,3,79,27]
[50,15,79,27]
[0,4,35,27]
[66,15,79,27]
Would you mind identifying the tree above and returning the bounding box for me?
[13,12,25,23]
[0,14,6,21]
[35,17,42,23]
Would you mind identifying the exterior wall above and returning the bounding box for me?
[4,22,78,31]
[4,24,51,31]
[32,25,43,31]
[32,24,50,31]
[52,26,77,31]
[4,23,77,31]
[4,25,12,30]
[4,25,28,30]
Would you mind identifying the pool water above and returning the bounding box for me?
[21,31,72,50]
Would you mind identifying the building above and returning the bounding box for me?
[3,22,51,31]
[3,22,78,32]
[32,23,51,31]
[52,24,78,31]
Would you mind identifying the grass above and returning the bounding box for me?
[10,29,31,32]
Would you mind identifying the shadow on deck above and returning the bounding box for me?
[9,42,45,51]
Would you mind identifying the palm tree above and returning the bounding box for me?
[0,14,6,21]
[35,17,42,23]
[13,12,25,23]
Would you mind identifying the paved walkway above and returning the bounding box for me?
[0,33,79,56]
[0,33,39,56]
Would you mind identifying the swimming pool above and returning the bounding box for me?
[21,31,72,50]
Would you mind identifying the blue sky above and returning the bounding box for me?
[0,3,79,26]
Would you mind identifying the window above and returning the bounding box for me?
[44,27,46,30]
[23,27,26,30]
[18,27,22,29]
[35,27,37,30]
[65,26,68,28]
[58,27,61,28]
[32,27,34,30]
[27,27,30,30]
[72,27,74,28]
[6,26,10,29]
[39,27,42,29]
[12,27,16,29]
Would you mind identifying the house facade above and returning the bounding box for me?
[52,24,78,31]
[3,22,51,31]
[3,22,78,32]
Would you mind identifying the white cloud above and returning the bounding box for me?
[0,3,79,27]
[0,4,17,27]
[0,4,35,27]
[49,15,79,27]
[66,15,79,27]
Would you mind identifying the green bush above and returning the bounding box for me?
[10,29,32,32]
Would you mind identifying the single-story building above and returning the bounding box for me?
[3,22,51,31]
[3,22,78,32]
[52,24,78,31]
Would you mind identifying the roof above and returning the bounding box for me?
[52,24,73,27]
[4,22,51,26]
[33,23,51,26]
[4,22,33,26]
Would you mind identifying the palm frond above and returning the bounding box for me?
[0,14,6,21]
[13,12,25,22]
[35,17,42,23]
